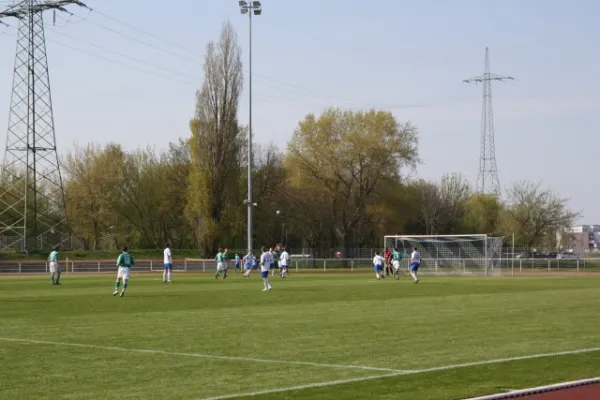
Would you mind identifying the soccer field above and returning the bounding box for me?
[1,273,599,400]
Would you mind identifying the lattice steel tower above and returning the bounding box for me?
[464,47,513,196]
[0,1,86,251]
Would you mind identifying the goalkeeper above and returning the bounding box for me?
[391,248,403,280]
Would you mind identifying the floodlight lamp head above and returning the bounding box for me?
[253,9,262,15]
[239,0,247,7]
[252,1,262,7]
[240,8,248,14]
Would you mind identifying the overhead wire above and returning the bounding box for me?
[46,27,200,81]
[64,8,423,110]
[16,7,426,111]
[42,15,358,109]
[59,12,203,67]
[44,37,348,109]
[46,39,196,86]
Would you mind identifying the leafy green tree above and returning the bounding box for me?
[461,194,502,235]
[63,144,125,250]
[285,108,419,254]
[186,20,244,255]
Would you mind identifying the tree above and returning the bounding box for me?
[186,20,244,255]
[161,140,192,248]
[461,193,502,235]
[413,179,442,234]
[285,108,419,254]
[63,144,125,250]
[503,181,579,248]
[438,173,471,233]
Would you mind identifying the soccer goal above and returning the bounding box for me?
[383,234,505,276]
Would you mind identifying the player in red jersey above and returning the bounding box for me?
[384,248,392,277]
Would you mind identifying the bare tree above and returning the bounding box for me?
[186,20,244,254]
[415,180,442,234]
[505,181,580,248]
[439,173,471,233]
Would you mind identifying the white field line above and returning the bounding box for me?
[0,337,404,373]
[199,346,600,400]
[463,377,600,400]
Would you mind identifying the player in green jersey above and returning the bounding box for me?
[113,246,134,297]
[48,246,61,285]
[215,248,228,279]
[392,248,403,279]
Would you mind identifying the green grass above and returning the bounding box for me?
[1,273,599,400]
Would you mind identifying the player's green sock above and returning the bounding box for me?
[114,281,120,289]
[55,272,61,283]
[50,273,55,284]
[122,282,128,291]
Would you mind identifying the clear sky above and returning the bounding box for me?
[0,0,598,223]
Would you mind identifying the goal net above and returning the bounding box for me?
[384,234,505,275]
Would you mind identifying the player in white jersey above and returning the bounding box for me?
[279,247,290,278]
[242,250,254,277]
[48,246,61,285]
[163,244,173,283]
[409,246,421,283]
[259,246,273,291]
[373,251,385,280]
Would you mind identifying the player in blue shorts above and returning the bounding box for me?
[373,251,385,280]
[409,246,420,283]
[163,243,173,283]
[259,246,273,291]
[242,250,254,277]
[234,253,241,272]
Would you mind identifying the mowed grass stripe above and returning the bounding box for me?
[197,347,600,400]
[231,351,600,400]
[0,337,404,372]
[0,274,599,399]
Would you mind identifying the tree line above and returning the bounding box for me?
[0,22,579,256]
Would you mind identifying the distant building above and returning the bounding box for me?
[556,225,600,253]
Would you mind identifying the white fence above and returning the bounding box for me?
[0,257,597,275]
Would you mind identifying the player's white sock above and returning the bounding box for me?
[376,273,380,279]
[163,270,167,282]
[167,271,171,281]
[411,272,418,281]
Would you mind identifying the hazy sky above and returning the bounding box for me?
[0,0,598,224]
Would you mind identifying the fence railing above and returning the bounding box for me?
[0,257,598,275]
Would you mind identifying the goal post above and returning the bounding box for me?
[383,234,505,275]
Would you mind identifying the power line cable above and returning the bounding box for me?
[47,27,200,81]
[44,39,347,110]
[91,8,197,56]
[75,8,424,109]
[46,39,196,86]
[58,12,203,66]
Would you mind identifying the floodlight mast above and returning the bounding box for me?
[238,0,262,253]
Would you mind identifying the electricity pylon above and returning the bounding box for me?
[0,1,87,251]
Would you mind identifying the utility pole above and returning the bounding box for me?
[0,0,88,252]
[463,47,513,197]
[238,0,262,253]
